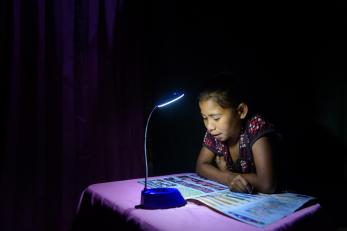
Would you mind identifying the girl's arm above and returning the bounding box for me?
[196,136,277,194]
[196,146,237,186]
[239,136,277,193]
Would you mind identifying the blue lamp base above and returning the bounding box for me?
[140,188,186,209]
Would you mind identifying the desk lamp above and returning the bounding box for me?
[139,92,186,209]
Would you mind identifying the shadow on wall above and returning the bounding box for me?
[281,120,347,229]
[245,74,347,229]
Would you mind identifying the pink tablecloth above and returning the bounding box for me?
[74,173,323,231]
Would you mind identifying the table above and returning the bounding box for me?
[72,173,327,231]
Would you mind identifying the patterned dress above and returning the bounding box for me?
[203,114,275,173]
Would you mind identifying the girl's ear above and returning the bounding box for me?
[237,103,248,119]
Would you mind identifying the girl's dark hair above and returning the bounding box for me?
[198,72,250,109]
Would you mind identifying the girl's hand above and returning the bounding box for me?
[215,156,228,172]
[229,174,253,194]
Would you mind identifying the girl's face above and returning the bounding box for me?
[199,98,243,144]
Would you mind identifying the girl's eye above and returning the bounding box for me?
[213,118,220,121]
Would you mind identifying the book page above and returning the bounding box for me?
[138,173,316,227]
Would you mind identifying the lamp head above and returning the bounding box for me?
[156,92,184,108]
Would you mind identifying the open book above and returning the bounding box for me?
[138,173,316,228]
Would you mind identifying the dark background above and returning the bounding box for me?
[1,0,346,230]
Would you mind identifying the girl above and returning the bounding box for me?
[196,73,279,194]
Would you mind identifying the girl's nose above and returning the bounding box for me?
[207,121,215,132]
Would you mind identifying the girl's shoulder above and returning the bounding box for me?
[244,114,275,139]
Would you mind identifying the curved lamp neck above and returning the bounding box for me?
[144,105,158,189]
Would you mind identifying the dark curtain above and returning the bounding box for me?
[0,0,145,231]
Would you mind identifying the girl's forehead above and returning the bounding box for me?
[199,98,236,114]
[199,98,219,107]
[200,98,230,108]
[199,99,226,112]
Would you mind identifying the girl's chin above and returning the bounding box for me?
[216,135,226,142]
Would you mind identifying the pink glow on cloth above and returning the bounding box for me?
[77,174,321,231]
